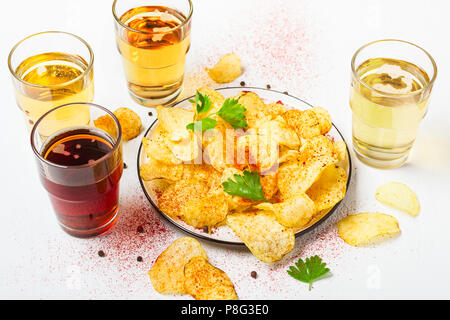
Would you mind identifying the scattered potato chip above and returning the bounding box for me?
[206,53,242,83]
[183,190,229,228]
[158,179,209,219]
[156,106,194,142]
[94,114,117,138]
[148,237,208,294]
[226,211,295,263]
[140,157,184,182]
[256,193,315,228]
[337,213,400,246]
[375,182,420,216]
[184,256,238,300]
[307,165,347,212]
[278,136,337,198]
[114,107,142,141]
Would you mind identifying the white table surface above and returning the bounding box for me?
[1,0,449,300]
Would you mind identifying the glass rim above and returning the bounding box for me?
[351,39,437,98]
[8,31,94,89]
[31,102,122,170]
[112,0,193,34]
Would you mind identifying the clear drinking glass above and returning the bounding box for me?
[113,0,193,107]
[8,31,94,134]
[350,39,437,169]
[31,103,123,238]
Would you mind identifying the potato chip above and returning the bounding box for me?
[183,190,229,228]
[333,141,347,162]
[197,87,225,117]
[142,130,182,165]
[238,91,271,128]
[94,114,117,138]
[156,106,194,142]
[226,211,295,263]
[114,107,142,141]
[140,157,184,182]
[206,53,242,84]
[278,136,337,198]
[159,179,209,219]
[184,256,238,300]
[307,165,347,212]
[282,107,331,140]
[237,131,279,173]
[261,174,278,201]
[168,134,201,163]
[338,213,400,246]
[257,116,300,149]
[375,182,420,216]
[255,193,315,228]
[265,102,287,120]
[148,237,208,294]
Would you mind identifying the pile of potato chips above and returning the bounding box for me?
[140,88,348,263]
[148,237,237,300]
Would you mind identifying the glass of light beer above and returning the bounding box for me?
[112,0,192,107]
[8,31,94,135]
[350,40,437,169]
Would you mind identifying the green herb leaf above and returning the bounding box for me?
[287,255,330,291]
[186,117,217,132]
[191,91,212,115]
[222,170,265,201]
[217,98,247,129]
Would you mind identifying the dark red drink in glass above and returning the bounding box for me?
[31,103,123,237]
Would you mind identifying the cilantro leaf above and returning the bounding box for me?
[287,255,330,291]
[222,170,265,201]
[217,98,247,129]
[191,91,212,115]
[186,117,217,132]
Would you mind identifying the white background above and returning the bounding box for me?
[1,0,449,299]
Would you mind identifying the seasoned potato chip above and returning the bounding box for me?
[159,179,209,219]
[148,237,208,294]
[278,136,337,198]
[333,141,347,162]
[183,190,229,228]
[265,102,287,120]
[197,87,225,117]
[375,182,420,216]
[168,134,201,163]
[282,107,331,140]
[156,106,194,142]
[94,114,117,138]
[114,107,142,141]
[307,165,347,212]
[237,131,279,173]
[226,211,295,263]
[142,130,182,165]
[255,193,315,228]
[140,157,184,182]
[261,174,278,201]
[257,116,300,149]
[238,91,271,128]
[184,256,238,300]
[206,53,242,84]
[338,213,400,246]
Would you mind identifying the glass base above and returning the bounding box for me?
[58,209,119,238]
[353,137,411,169]
[128,87,182,107]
